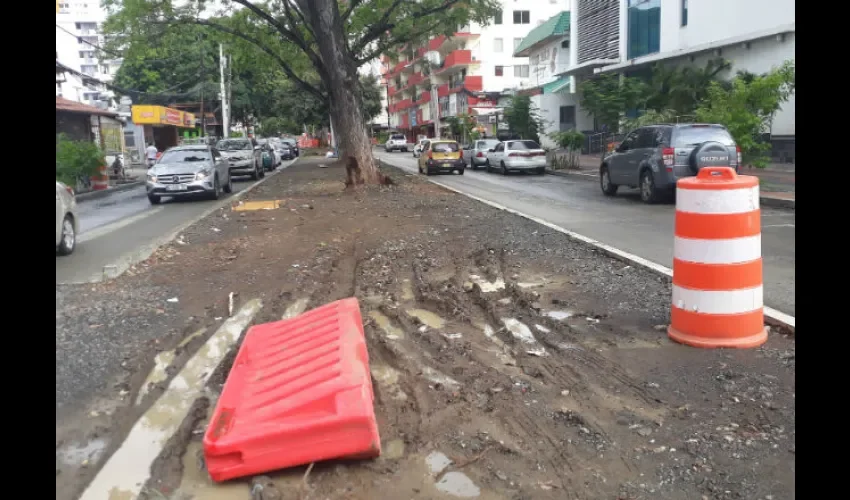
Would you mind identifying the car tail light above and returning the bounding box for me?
[459,149,463,159]
[476,151,484,158]
[508,152,518,157]
[662,147,675,170]
[427,151,433,159]
[65,185,75,197]
[736,145,742,165]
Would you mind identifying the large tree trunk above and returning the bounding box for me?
[296,0,382,186]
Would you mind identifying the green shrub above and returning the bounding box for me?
[56,134,104,187]
[548,129,586,170]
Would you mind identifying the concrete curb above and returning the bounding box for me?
[76,181,145,202]
[71,160,300,284]
[545,168,796,210]
[381,160,795,335]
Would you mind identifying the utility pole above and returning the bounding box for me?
[219,43,229,139]
[199,33,205,138]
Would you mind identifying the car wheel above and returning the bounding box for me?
[484,160,491,172]
[57,214,76,256]
[402,148,408,152]
[425,167,433,176]
[209,175,221,200]
[258,161,266,178]
[600,166,618,196]
[223,174,233,193]
[250,163,259,180]
[640,170,660,204]
[536,167,545,175]
[500,162,508,175]
[457,167,465,175]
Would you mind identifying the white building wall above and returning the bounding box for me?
[659,0,794,52]
[529,38,571,88]
[473,0,570,93]
[56,1,121,106]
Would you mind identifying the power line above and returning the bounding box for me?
[56,24,123,58]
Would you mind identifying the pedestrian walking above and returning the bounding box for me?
[145,142,159,169]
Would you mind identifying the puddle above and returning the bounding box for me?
[436,471,481,497]
[173,441,250,499]
[383,439,406,460]
[406,308,445,329]
[371,364,409,401]
[135,349,176,405]
[231,200,283,211]
[468,274,505,293]
[517,282,544,289]
[401,279,415,301]
[57,438,108,467]
[369,311,405,339]
[282,298,310,319]
[422,366,459,387]
[502,318,547,356]
[426,451,452,474]
[545,310,574,321]
[78,300,263,500]
[178,327,208,349]
[477,323,516,365]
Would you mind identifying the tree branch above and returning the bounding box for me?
[278,0,328,81]
[340,0,364,22]
[162,18,326,101]
[351,0,464,56]
[356,17,445,65]
[231,0,324,74]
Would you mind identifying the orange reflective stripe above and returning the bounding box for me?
[674,210,761,239]
[672,259,762,291]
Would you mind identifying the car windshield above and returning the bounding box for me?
[675,126,735,146]
[508,140,541,150]
[158,150,211,163]
[476,140,499,149]
[432,142,459,153]
[390,134,406,141]
[217,140,252,151]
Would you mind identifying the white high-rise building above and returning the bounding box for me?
[381,0,570,139]
[56,1,123,107]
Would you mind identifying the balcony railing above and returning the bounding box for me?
[457,75,482,92]
[407,72,425,87]
[437,84,450,98]
[415,92,431,105]
[437,50,472,73]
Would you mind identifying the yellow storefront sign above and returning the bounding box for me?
[131,105,196,128]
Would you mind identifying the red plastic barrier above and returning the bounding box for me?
[203,298,381,482]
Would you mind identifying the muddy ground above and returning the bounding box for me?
[56,158,795,500]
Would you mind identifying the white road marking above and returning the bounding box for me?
[378,154,795,332]
[79,299,262,500]
[78,207,165,243]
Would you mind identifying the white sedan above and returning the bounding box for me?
[56,181,79,255]
[485,139,547,175]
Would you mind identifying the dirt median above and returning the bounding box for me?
[58,157,795,500]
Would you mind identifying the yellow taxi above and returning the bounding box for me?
[416,139,465,176]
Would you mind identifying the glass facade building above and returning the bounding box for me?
[627,0,661,59]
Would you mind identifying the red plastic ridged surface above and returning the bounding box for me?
[203,298,381,482]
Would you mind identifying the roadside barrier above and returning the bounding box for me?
[668,167,767,348]
[204,297,380,481]
[91,164,109,191]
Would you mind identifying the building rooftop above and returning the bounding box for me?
[513,11,571,58]
[56,96,118,117]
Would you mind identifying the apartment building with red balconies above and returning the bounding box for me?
[381,1,570,141]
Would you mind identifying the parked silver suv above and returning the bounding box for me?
[600,123,741,204]
[146,146,233,205]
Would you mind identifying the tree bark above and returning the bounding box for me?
[295,0,382,186]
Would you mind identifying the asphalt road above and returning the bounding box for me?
[56,161,296,284]
[376,151,796,316]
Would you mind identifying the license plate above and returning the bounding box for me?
[443,163,452,168]
[166,184,187,192]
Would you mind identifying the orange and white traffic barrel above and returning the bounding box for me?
[91,164,109,191]
[669,167,767,349]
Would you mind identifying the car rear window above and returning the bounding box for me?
[674,126,735,146]
[477,140,499,149]
[508,140,541,150]
[432,142,459,153]
[390,134,406,140]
